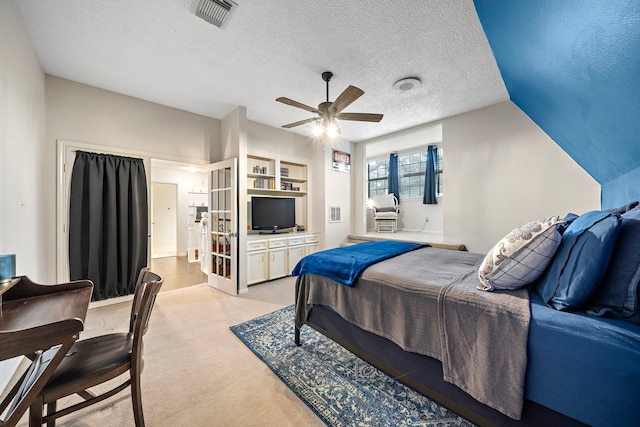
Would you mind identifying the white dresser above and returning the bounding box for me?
[246,232,321,285]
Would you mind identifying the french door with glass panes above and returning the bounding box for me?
[207,158,238,295]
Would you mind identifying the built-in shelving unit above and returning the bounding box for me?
[247,155,307,196]
[244,154,317,286]
[246,154,309,232]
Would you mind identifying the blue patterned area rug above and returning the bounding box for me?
[230,305,474,427]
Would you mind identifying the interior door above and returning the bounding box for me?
[208,158,238,295]
[151,182,177,258]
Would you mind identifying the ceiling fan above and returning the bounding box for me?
[276,71,383,135]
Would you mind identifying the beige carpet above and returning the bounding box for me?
[17,278,324,427]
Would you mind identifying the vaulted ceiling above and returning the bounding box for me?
[13,0,507,143]
[13,1,639,185]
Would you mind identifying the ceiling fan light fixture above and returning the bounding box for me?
[277,71,383,133]
[312,122,324,136]
[393,77,421,92]
[325,122,340,138]
[311,120,340,138]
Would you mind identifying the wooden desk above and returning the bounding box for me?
[0,276,92,427]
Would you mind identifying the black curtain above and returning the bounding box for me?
[69,151,148,301]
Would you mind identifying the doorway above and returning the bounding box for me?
[57,141,210,295]
[151,182,177,258]
[58,141,154,285]
[149,159,209,292]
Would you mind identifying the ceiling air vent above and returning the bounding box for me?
[192,0,238,29]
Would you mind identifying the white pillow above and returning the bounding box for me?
[478,216,563,291]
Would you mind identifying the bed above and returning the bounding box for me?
[292,208,640,427]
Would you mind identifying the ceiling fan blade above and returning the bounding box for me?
[281,117,321,128]
[336,112,383,122]
[276,97,321,114]
[329,85,364,114]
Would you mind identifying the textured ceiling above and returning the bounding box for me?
[13,0,508,142]
[475,0,640,185]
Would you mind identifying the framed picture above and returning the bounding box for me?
[332,150,351,173]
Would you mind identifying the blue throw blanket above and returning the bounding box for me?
[291,241,423,286]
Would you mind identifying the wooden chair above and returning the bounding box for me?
[28,268,163,427]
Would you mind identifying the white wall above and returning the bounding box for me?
[0,0,46,280]
[397,198,444,232]
[443,101,600,253]
[354,101,599,252]
[352,142,367,234]
[43,76,221,281]
[323,139,354,249]
[246,121,316,166]
[0,0,47,395]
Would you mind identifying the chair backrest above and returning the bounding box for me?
[128,269,163,374]
[371,194,398,210]
[129,269,163,337]
[129,267,149,331]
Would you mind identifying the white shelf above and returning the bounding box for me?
[247,173,276,179]
[248,188,307,196]
[280,176,306,183]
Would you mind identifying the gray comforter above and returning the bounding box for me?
[295,246,531,420]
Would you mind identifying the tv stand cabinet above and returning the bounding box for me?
[246,232,320,285]
[244,152,316,288]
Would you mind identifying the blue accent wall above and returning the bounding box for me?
[602,165,640,209]
[474,0,640,191]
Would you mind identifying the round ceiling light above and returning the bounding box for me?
[393,77,421,92]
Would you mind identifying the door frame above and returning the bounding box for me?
[56,139,208,283]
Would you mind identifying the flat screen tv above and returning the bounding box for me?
[251,197,295,233]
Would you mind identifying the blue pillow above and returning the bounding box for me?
[557,212,578,235]
[604,200,639,215]
[587,204,640,323]
[536,210,622,311]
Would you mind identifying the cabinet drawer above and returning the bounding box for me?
[288,236,304,246]
[305,234,319,244]
[247,240,267,251]
[305,243,320,255]
[269,238,287,249]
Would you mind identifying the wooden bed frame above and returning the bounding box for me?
[296,305,588,427]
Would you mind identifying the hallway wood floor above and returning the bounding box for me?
[149,256,208,292]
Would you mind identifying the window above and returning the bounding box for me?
[367,159,389,198]
[367,147,443,199]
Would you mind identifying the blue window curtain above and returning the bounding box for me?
[388,153,400,201]
[423,145,438,204]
